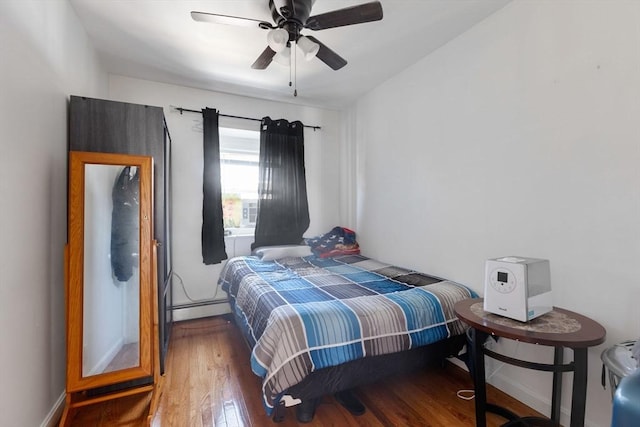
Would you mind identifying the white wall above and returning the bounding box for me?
[108,75,343,321]
[345,1,640,426]
[0,1,107,426]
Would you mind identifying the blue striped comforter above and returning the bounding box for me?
[218,254,476,414]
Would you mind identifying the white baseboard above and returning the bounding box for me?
[172,301,231,322]
[41,392,65,427]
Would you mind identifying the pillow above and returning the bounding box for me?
[253,245,313,261]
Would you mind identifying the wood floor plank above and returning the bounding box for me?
[154,316,545,427]
[67,315,547,426]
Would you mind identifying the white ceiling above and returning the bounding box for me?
[69,0,511,109]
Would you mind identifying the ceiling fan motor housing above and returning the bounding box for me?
[270,0,313,30]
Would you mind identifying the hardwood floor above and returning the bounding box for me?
[68,316,545,426]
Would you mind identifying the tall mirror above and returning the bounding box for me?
[83,164,140,376]
[66,151,153,393]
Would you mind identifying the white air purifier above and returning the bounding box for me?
[484,256,552,322]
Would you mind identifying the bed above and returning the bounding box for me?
[218,248,477,421]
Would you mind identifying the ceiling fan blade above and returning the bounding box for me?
[251,47,277,69]
[304,36,347,70]
[191,11,272,29]
[304,1,383,31]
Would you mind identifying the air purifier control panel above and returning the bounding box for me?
[488,268,517,293]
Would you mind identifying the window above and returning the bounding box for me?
[219,127,260,236]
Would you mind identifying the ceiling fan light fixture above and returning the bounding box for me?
[267,28,289,52]
[297,36,320,60]
[273,47,291,66]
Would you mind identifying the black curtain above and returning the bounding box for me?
[252,117,310,250]
[201,108,228,264]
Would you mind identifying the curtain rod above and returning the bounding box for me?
[170,105,321,131]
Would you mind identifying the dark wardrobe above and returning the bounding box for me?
[69,95,173,372]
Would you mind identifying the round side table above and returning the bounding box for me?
[454,298,606,427]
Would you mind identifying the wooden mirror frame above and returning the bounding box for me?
[66,151,153,392]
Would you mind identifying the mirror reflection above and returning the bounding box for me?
[82,164,140,377]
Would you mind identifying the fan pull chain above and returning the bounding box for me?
[293,40,298,97]
[288,41,292,88]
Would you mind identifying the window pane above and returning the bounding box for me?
[219,128,259,235]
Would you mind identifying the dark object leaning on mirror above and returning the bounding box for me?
[111,166,140,282]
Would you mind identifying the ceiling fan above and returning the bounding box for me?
[191,0,383,71]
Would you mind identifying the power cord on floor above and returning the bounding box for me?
[457,389,475,400]
[456,340,520,401]
[172,270,221,303]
